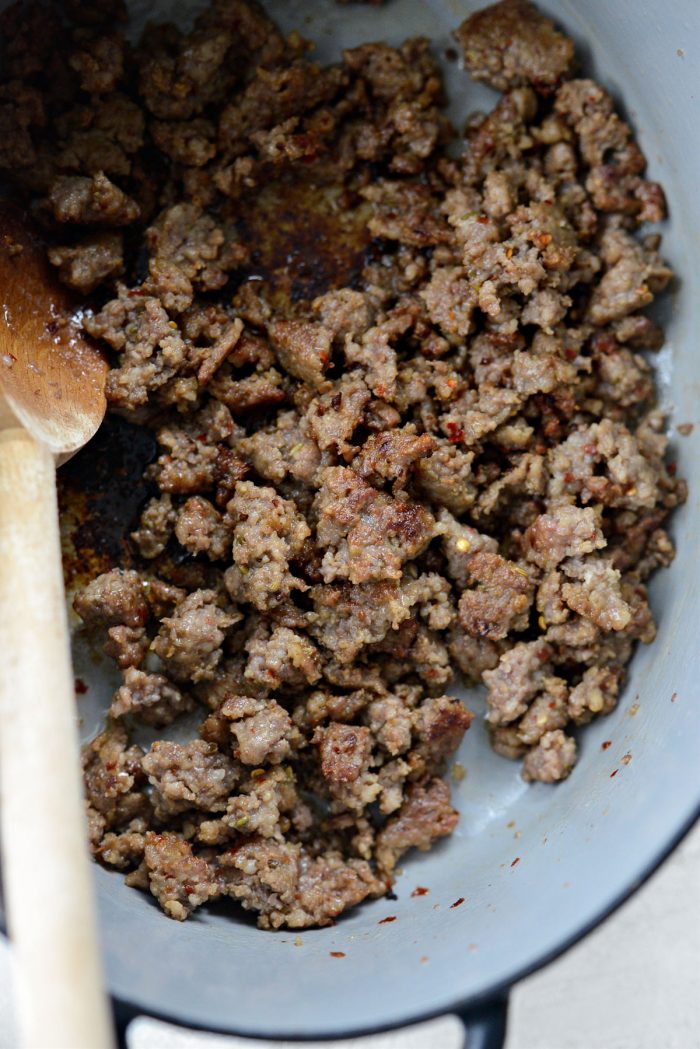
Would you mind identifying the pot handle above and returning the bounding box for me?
[118,995,508,1049]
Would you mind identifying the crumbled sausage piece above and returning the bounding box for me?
[74,569,148,630]
[143,832,219,920]
[220,695,295,766]
[48,173,140,225]
[522,729,576,783]
[244,627,321,691]
[315,467,435,584]
[131,495,177,559]
[226,482,310,611]
[375,779,459,875]
[455,0,574,92]
[410,696,473,774]
[525,506,606,569]
[458,552,533,641]
[48,232,123,292]
[151,589,240,683]
[314,722,373,784]
[142,740,240,819]
[484,640,552,725]
[174,496,232,561]
[110,667,194,727]
[354,428,435,488]
[268,320,332,389]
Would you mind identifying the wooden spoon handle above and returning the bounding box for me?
[0,427,114,1049]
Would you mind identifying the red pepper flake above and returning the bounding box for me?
[667,462,677,476]
[411,886,429,898]
[74,678,88,694]
[476,215,489,225]
[330,951,346,958]
[378,916,397,925]
[446,421,464,444]
[610,769,619,778]
[563,346,577,361]
[671,692,678,703]
[511,857,520,867]
[197,433,207,442]
[601,740,612,751]
[184,884,194,896]
[450,897,465,909]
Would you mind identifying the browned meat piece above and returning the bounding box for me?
[268,320,332,389]
[143,832,219,920]
[141,740,240,819]
[174,496,232,561]
[150,118,217,168]
[82,724,145,827]
[362,180,449,247]
[312,288,375,342]
[344,326,398,401]
[560,557,632,632]
[302,375,371,456]
[568,665,620,723]
[410,696,472,775]
[97,824,147,870]
[220,695,295,766]
[314,467,435,584]
[146,401,236,495]
[522,729,576,783]
[103,625,149,670]
[458,552,533,641]
[455,0,573,91]
[447,626,502,685]
[48,232,123,293]
[84,286,188,411]
[244,627,320,691]
[48,173,140,226]
[69,31,125,94]
[483,640,552,725]
[308,580,411,663]
[343,38,446,174]
[365,693,413,757]
[516,676,568,745]
[218,840,381,929]
[131,495,177,559]
[151,589,240,683]
[555,80,666,224]
[587,229,672,326]
[353,429,435,488]
[524,506,606,569]
[375,779,459,875]
[416,443,476,516]
[240,412,322,488]
[146,203,238,311]
[547,419,660,511]
[74,569,148,630]
[226,481,309,611]
[313,723,373,784]
[420,266,477,343]
[110,667,194,727]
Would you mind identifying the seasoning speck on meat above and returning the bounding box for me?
[33,0,681,925]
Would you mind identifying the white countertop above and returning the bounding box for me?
[1,822,698,1049]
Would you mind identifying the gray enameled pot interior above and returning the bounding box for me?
[27,0,700,1038]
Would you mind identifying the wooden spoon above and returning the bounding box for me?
[0,202,114,1049]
